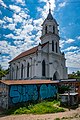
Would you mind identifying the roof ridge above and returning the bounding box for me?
[9,45,38,63]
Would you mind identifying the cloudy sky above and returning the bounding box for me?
[0,0,80,73]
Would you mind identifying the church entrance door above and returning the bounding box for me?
[53,71,59,80]
[53,74,57,80]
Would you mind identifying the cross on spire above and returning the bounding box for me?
[49,2,51,13]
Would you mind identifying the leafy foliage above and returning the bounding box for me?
[6,100,65,115]
[0,65,9,79]
[58,85,70,94]
[68,71,80,79]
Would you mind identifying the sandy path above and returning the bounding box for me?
[0,107,80,120]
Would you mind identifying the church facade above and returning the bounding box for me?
[9,9,68,80]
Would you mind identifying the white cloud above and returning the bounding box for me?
[13,40,23,45]
[56,1,67,11]
[66,39,75,43]
[38,0,56,19]
[0,0,7,7]
[59,38,75,49]
[5,33,23,40]
[9,5,21,13]
[64,46,78,52]
[3,23,16,30]
[0,59,9,70]
[0,40,23,69]
[37,7,43,12]
[13,13,23,23]
[0,19,5,25]
[13,0,25,6]
[59,40,65,48]
[33,18,43,26]
[59,2,66,8]
[0,40,8,47]
[23,24,34,32]
[4,16,13,23]
[66,50,80,69]
[0,0,55,70]
[5,33,14,38]
[77,36,80,40]
[19,10,29,19]
[15,29,22,35]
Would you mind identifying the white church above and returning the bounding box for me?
[9,8,68,80]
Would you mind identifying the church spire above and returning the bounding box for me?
[46,2,53,20]
[49,2,51,13]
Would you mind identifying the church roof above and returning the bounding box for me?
[42,9,58,26]
[47,9,53,20]
[9,42,48,63]
[10,46,38,63]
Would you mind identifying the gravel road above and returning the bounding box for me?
[0,107,80,120]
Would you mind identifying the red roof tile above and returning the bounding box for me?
[0,80,59,85]
[9,46,38,62]
[9,42,49,63]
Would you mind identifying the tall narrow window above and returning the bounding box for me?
[27,63,29,77]
[16,66,18,79]
[56,42,58,53]
[42,60,46,76]
[52,41,54,51]
[12,67,14,80]
[45,26,47,34]
[21,64,24,79]
[53,26,55,34]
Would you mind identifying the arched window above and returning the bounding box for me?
[21,64,24,79]
[16,66,18,79]
[27,63,29,77]
[12,67,14,80]
[45,26,47,34]
[56,42,58,53]
[52,41,54,51]
[53,26,55,34]
[42,60,46,76]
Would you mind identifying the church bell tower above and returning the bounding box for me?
[40,6,60,54]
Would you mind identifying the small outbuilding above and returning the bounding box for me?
[0,80,58,109]
[60,92,79,108]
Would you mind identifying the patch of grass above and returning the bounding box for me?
[4,100,65,115]
[14,107,30,114]
[54,118,61,120]
[6,100,65,115]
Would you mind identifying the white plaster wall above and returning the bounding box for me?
[10,42,67,80]
[9,13,68,80]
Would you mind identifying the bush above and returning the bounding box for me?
[13,100,65,115]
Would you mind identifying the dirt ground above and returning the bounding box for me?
[0,107,80,120]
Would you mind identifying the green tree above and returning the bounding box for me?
[0,65,9,80]
[76,71,80,76]
[68,70,80,79]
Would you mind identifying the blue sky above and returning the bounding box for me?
[0,0,80,74]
